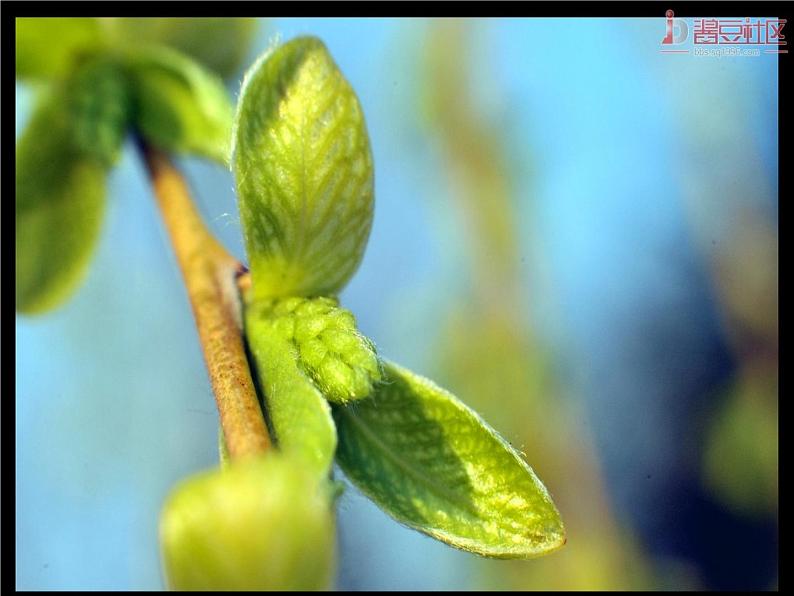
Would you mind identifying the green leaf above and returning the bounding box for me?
[332,361,566,558]
[233,36,375,299]
[244,299,337,479]
[160,453,335,591]
[67,57,131,167]
[103,18,259,80]
[16,90,107,315]
[16,17,103,81]
[125,45,233,164]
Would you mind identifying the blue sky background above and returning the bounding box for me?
[16,18,777,590]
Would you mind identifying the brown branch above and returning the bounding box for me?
[138,142,271,459]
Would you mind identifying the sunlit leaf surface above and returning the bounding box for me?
[233,36,374,298]
[333,361,565,558]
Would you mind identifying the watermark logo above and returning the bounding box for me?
[662,10,688,45]
[660,10,787,57]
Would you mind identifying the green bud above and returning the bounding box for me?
[160,454,335,591]
[254,296,382,403]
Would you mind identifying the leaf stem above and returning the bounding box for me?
[137,141,271,459]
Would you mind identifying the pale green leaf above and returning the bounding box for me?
[160,453,335,591]
[16,17,103,81]
[126,45,233,164]
[102,17,259,79]
[233,36,375,299]
[16,91,107,314]
[244,299,337,479]
[333,361,566,558]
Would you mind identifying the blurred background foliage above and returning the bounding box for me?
[16,17,777,590]
[421,20,653,590]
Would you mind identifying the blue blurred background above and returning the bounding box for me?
[16,17,778,590]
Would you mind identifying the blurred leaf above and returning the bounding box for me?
[16,17,103,81]
[160,453,335,591]
[16,91,107,314]
[703,369,778,517]
[414,20,654,588]
[233,36,374,299]
[245,299,337,479]
[711,212,778,347]
[126,45,233,164]
[332,361,565,558]
[67,57,131,167]
[103,17,259,79]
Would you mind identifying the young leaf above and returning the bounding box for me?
[102,18,259,80]
[68,57,131,167]
[245,299,337,479]
[332,361,566,558]
[16,91,107,315]
[125,45,234,164]
[160,453,335,591]
[16,17,103,81]
[233,36,375,299]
